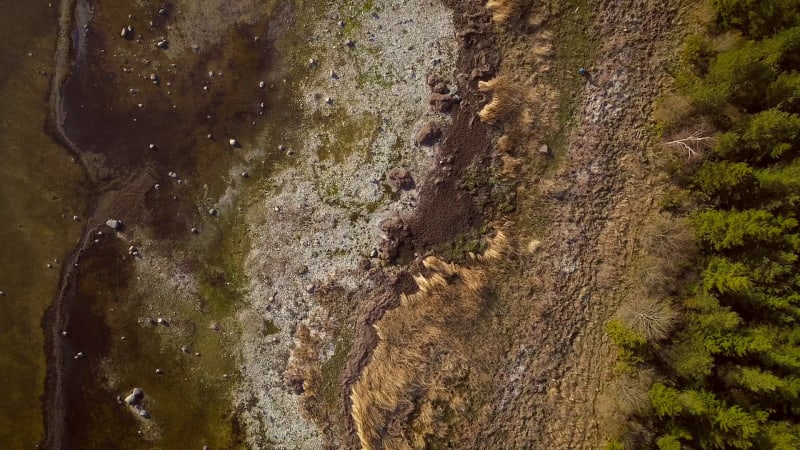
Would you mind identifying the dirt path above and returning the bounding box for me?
[463,0,681,448]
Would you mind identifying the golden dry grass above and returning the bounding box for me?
[350,232,509,450]
[486,0,514,24]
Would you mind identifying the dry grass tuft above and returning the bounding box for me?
[350,231,509,449]
[618,296,677,342]
[486,0,515,24]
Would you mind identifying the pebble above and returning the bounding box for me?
[325,97,333,105]
[338,20,345,27]
[305,284,316,293]
[229,138,238,147]
[209,208,219,217]
[156,39,168,49]
[156,317,168,326]
[258,81,265,89]
[0,290,4,296]
[155,368,164,375]
[139,409,150,418]
[240,171,249,178]
[74,352,85,360]
[72,215,80,221]
[106,219,122,230]
[207,133,213,139]
[190,227,199,234]
[149,143,156,150]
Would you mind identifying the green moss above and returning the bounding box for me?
[319,330,353,412]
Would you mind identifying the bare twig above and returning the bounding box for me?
[664,129,715,158]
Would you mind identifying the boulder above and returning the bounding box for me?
[429,92,457,113]
[414,122,442,147]
[386,168,415,192]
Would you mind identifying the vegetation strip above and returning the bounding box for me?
[609,1,800,448]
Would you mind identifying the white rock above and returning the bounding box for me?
[229,138,238,147]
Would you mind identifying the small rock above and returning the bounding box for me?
[0,290,4,297]
[345,39,355,48]
[229,138,238,147]
[325,97,333,105]
[190,227,199,234]
[278,144,286,151]
[74,352,85,360]
[120,27,129,38]
[210,322,221,332]
[156,39,168,49]
[240,171,249,178]
[72,215,80,222]
[156,317,168,326]
[207,133,213,140]
[155,368,164,375]
[149,73,158,82]
[168,171,178,178]
[154,184,160,190]
[370,249,378,258]
[337,20,345,27]
[538,144,550,155]
[61,331,67,336]
[158,7,167,15]
[330,70,338,79]
[208,208,219,217]
[305,284,316,294]
[258,81,265,89]
[139,409,150,418]
[149,143,156,150]
[180,345,190,353]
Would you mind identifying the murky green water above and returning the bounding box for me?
[0,1,86,446]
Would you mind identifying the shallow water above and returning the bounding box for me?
[0,1,86,446]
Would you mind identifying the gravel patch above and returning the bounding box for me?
[233,0,457,447]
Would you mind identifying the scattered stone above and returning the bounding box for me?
[370,249,378,258]
[538,144,550,155]
[329,70,338,79]
[139,409,150,418]
[209,208,219,217]
[278,144,286,151]
[337,20,345,27]
[210,322,221,332]
[308,58,317,66]
[325,97,333,105]
[258,81,265,89]
[0,290,4,297]
[46,263,53,269]
[180,345,190,353]
[120,27,129,38]
[149,73,158,82]
[61,331,67,336]
[190,227,199,234]
[156,317,168,326]
[154,183,160,190]
[168,171,178,178]
[240,171,249,178]
[125,387,144,405]
[74,352,85,360]
[158,7,167,15]
[207,133,213,140]
[386,167,415,192]
[155,368,164,375]
[148,143,156,150]
[345,39,355,48]
[156,39,168,49]
[229,138,238,147]
[72,215,80,222]
[305,284,316,294]
[414,122,442,146]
